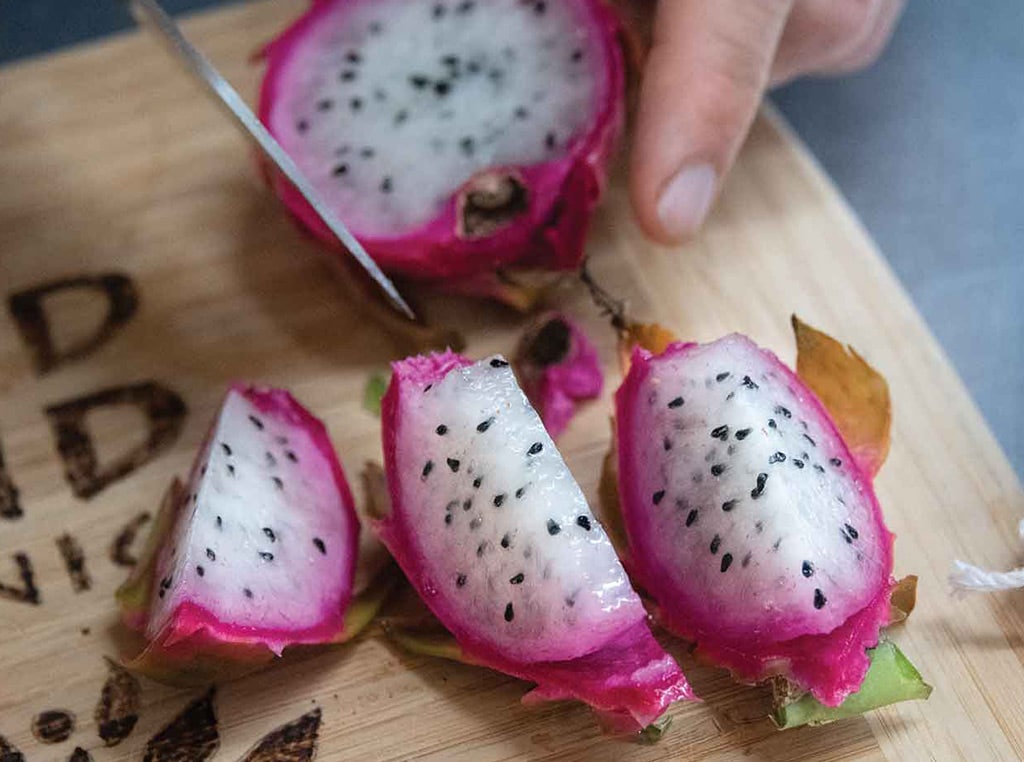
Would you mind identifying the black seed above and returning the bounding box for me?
[244,588,253,599]
[652,490,666,505]
[227,464,235,476]
[504,602,515,622]
[775,405,792,419]
[751,472,768,499]
[473,476,483,489]
[432,4,445,19]
[297,119,309,133]
[742,552,752,568]
[768,418,777,429]
[394,109,409,125]
[360,147,375,158]
[409,74,430,89]
[434,80,451,96]
[444,514,453,525]
[340,69,356,82]
[446,457,460,473]
[844,523,859,541]
[462,499,473,511]
[773,537,783,551]
[476,417,494,432]
[769,451,787,464]
[814,589,827,609]
[259,552,274,562]
[533,1,546,14]
[830,457,843,467]
[310,537,326,555]
[350,97,363,111]
[570,48,583,62]
[501,533,511,549]
[668,396,684,409]
[547,519,561,535]
[215,516,222,529]
[545,132,557,150]
[722,499,738,512]
[206,548,215,561]
[196,565,205,577]
[711,464,726,477]
[248,414,264,430]
[514,106,529,120]
[272,476,283,490]
[493,494,506,507]
[466,60,481,74]
[528,442,543,456]
[262,527,275,542]
[515,486,526,499]
[441,54,460,67]
[317,99,333,112]
[793,459,805,469]
[803,433,817,447]
[735,428,752,440]
[477,542,487,557]
[663,437,673,451]
[469,517,482,530]
[716,372,731,382]
[456,573,467,587]
[286,450,298,463]
[720,553,733,573]
[380,176,393,194]
[509,573,525,585]
[814,464,826,473]
[266,451,277,466]
[159,589,165,598]
[685,509,698,527]
[755,520,764,533]
[711,425,729,440]
[802,561,814,577]
[436,425,448,435]
[221,443,232,456]
[742,375,759,389]
[422,461,434,479]
[576,515,592,531]
[710,534,721,554]
[346,50,362,64]
[490,358,509,368]
[332,163,349,176]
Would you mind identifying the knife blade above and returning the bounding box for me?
[126,0,416,320]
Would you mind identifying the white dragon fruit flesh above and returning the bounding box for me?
[259,0,624,283]
[376,351,692,732]
[118,385,361,683]
[614,335,895,707]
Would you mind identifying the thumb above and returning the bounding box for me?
[630,0,794,244]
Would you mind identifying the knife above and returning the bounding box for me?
[125,0,416,321]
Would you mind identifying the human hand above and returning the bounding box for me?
[628,0,905,243]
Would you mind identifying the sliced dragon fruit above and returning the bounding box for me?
[117,385,381,685]
[259,0,624,284]
[514,312,603,438]
[614,332,899,707]
[376,351,692,733]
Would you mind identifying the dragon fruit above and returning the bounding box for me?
[614,331,901,708]
[375,351,692,733]
[117,385,382,685]
[514,312,603,438]
[258,0,624,286]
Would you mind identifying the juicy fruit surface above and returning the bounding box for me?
[616,335,892,646]
[382,352,644,663]
[147,387,357,649]
[264,0,608,237]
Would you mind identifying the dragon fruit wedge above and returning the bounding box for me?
[259,0,624,286]
[614,331,906,709]
[375,351,693,733]
[117,385,379,686]
[514,312,603,438]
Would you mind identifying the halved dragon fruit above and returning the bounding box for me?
[117,385,382,685]
[375,351,692,733]
[259,0,624,285]
[614,331,902,708]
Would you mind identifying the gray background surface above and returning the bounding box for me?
[2,0,1022,476]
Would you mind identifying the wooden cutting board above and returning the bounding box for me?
[1,2,1022,760]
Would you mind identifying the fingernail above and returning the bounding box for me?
[657,163,717,240]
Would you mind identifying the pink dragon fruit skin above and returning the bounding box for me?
[118,384,361,682]
[614,336,895,707]
[378,350,692,731]
[515,313,604,438]
[258,0,624,282]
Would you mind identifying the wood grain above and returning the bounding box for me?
[1,2,1022,759]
